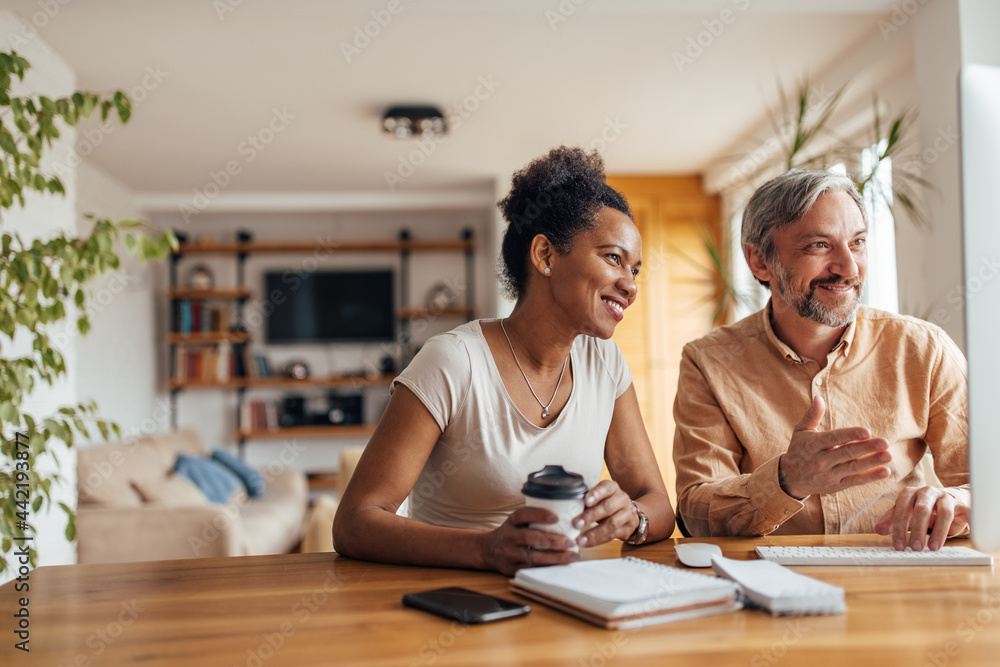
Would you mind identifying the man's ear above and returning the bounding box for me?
[745,244,774,284]
[528,234,555,276]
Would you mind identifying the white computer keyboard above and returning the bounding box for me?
[754,545,994,566]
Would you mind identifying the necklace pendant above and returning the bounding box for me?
[541,408,550,419]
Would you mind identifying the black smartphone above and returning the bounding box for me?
[402,587,531,624]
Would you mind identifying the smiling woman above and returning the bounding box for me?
[333,146,674,575]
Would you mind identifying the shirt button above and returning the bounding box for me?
[815,377,823,386]
[784,509,792,515]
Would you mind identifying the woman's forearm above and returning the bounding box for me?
[333,504,491,570]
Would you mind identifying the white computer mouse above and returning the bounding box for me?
[674,542,723,568]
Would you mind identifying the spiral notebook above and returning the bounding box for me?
[710,556,846,616]
[509,557,742,629]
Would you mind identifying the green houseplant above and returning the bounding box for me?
[0,50,176,574]
[701,76,932,323]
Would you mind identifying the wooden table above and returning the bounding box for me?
[2,534,998,666]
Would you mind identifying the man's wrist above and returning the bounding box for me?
[778,455,806,500]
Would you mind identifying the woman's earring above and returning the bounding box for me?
[543,267,551,275]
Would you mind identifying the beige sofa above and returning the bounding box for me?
[77,428,308,563]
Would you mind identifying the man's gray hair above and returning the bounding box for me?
[741,169,867,288]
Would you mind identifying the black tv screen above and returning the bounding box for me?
[264,270,396,343]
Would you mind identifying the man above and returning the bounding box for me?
[673,169,970,551]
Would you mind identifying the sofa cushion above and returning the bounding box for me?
[78,428,207,507]
[211,449,266,497]
[133,474,210,507]
[173,454,242,504]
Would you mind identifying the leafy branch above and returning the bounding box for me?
[0,49,176,574]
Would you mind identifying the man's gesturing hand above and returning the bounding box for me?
[778,396,892,500]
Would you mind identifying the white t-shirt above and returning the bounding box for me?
[391,319,632,530]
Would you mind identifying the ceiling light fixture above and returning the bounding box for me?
[381,105,447,139]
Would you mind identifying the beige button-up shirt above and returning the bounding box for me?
[673,304,969,537]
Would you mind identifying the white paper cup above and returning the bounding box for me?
[525,495,585,542]
[522,465,588,551]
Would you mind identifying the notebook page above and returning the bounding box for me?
[710,556,845,615]
[513,557,738,616]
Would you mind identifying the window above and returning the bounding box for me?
[859,140,899,313]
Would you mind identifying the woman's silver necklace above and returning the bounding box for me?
[500,319,568,419]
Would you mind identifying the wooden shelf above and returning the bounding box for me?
[175,239,474,255]
[236,425,376,440]
[169,374,394,391]
[166,331,250,344]
[306,471,340,491]
[168,379,243,390]
[243,374,394,389]
[397,306,474,319]
[167,287,251,299]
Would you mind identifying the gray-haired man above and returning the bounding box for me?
[673,169,970,551]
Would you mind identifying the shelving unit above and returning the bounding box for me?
[166,228,475,466]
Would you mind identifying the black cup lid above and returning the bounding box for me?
[522,465,587,500]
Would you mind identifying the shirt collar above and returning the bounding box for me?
[760,299,857,363]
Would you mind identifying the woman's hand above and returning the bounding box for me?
[480,507,580,576]
[573,480,638,548]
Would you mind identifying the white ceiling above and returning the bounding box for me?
[3,0,902,196]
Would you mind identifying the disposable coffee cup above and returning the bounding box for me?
[522,465,588,548]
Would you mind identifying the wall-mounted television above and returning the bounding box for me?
[264,269,396,343]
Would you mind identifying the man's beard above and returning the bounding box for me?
[771,261,862,328]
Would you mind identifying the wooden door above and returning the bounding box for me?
[605,176,722,508]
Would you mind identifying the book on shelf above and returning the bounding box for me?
[510,557,742,629]
[172,341,234,384]
[240,397,278,431]
[173,299,233,334]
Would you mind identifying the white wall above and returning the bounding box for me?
[151,207,493,474]
[959,0,1000,67]
[74,162,169,438]
[908,0,1000,346]
[910,0,965,340]
[0,11,79,577]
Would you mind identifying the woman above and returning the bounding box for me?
[333,146,674,575]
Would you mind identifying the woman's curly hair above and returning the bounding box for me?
[497,146,631,300]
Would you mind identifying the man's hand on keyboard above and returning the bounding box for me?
[874,486,971,552]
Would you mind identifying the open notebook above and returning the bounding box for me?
[510,557,742,629]
[710,555,846,615]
